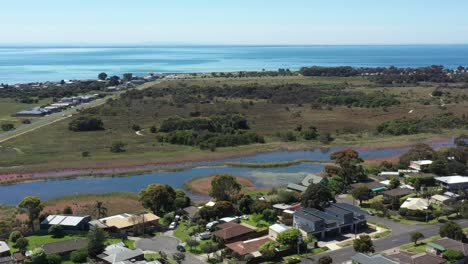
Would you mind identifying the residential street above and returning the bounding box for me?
[302,197,468,263]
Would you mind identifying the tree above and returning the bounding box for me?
[46,254,61,264]
[69,117,104,132]
[399,144,435,168]
[87,226,107,257]
[209,174,241,201]
[389,177,400,189]
[301,183,333,210]
[277,229,301,249]
[139,184,177,215]
[15,237,29,252]
[259,241,276,260]
[443,249,464,262]
[370,201,388,217]
[327,175,346,195]
[350,186,371,205]
[262,209,277,223]
[353,235,374,253]
[318,255,333,264]
[318,132,334,144]
[48,225,64,238]
[439,221,465,241]
[213,201,236,218]
[109,75,120,86]
[9,231,22,243]
[238,195,254,214]
[174,189,191,209]
[460,200,468,219]
[98,72,108,80]
[1,123,14,131]
[18,196,43,231]
[330,149,366,183]
[30,248,48,264]
[93,201,108,218]
[172,252,185,264]
[186,239,199,251]
[201,242,217,260]
[63,206,73,215]
[410,231,424,245]
[71,249,88,263]
[110,141,126,153]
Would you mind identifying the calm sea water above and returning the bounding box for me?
[1,45,468,84]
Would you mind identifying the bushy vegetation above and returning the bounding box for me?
[377,113,467,135]
[0,81,107,99]
[69,117,104,132]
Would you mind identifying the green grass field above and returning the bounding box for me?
[0,76,466,174]
[0,98,51,127]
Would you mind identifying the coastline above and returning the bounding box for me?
[0,133,456,186]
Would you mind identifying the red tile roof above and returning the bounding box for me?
[226,236,275,256]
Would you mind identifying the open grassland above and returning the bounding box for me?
[39,192,144,217]
[0,76,466,174]
[0,98,51,127]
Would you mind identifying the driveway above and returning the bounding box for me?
[135,234,205,264]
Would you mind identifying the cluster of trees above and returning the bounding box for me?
[399,143,467,176]
[68,117,104,132]
[138,184,191,215]
[157,115,264,150]
[377,113,467,136]
[319,92,400,108]
[159,115,249,134]
[1,123,14,131]
[211,68,295,78]
[300,65,468,84]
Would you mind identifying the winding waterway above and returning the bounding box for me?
[0,140,454,205]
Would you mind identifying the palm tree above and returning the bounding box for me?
[93,201,108,218]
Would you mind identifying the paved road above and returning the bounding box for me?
[302,197,468,263]
[135,234,205,264]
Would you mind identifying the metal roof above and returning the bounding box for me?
[333,203,365,216]
[435,175,468,184]
[0,241,10,253]
[351,253,399,264]
[41,215,89,226]
[294,209,323,223]
[301,208,340,224]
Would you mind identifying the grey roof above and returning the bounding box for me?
[287,183,307,192]
[294,209,324,223]
[301,174,323,187]
[101,248,144,263]
[351,253,399,264]
[116,261,161,264]
[300,208,339,224]
[333,203,365,216]
[325,205,351,216]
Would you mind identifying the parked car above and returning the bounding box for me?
[199,231,212,240]
[367,210,374,216]
[174,215,181,222]
[169,222,177,230]
[177,245,186,252]
[206,221,219,230]
[240,215,249,220]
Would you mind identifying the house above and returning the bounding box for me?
[378,171,400,177]
[409,160,433,171]
[382,188,414,203]
[214,222,258,244]
[430,194,452,205]
[92,213,160,235]
[41,239,87,255]
[225,236,275,257]
[351,181,386,193]
[14,107,49,117]
[387,250,446,264]
[435,176,468,191]
[269,223,291,239]
[287,183,307,192]
[98,246,145,264]
[427,237,468,263]
[182,206,199,220]
[40,215,91,231]
[400,198,429,211]
[293,203,366,239]
[301,174,324,187]
[351,253,399,264]
[0,242,10,257]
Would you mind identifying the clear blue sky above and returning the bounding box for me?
[1,0,468,45]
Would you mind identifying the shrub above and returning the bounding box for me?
[68,117,104,132]
[110,141,126,153]
[9,231,22,243]
[48,225,64,238]
[46,254,61,264]
[70,249,87,263]
[443,249,464,262]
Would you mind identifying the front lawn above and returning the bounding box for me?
[240,214,274,231]
[173,222,219,255]
[8,232,87,251]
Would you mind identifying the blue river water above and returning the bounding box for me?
[1,45,468,83]
[0,140,454,205]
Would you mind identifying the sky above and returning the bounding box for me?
[1,0,468,45]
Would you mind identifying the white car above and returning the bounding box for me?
[199,231,212,240]
[206,221,219,230]
[169,222,177,230]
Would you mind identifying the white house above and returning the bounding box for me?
[268,223,291,239]
[435,175,468,191]
[400,198,429,211]
[409,160,433,171]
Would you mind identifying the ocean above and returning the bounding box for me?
[1,45,467,84]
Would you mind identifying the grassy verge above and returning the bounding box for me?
[283,247,329,262]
